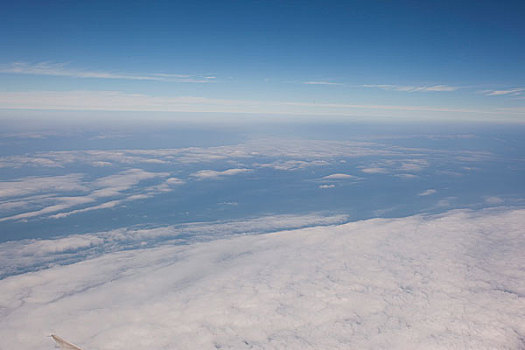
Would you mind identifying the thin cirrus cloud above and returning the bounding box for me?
[483,88,523,96]
[362,84,460,92]
[0,62,215,83]
[0,90,515,121]
[303,81,343,86]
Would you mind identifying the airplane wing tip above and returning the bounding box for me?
[50,334,83,350]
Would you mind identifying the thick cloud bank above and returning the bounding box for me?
[0,214,348,278]
[1,209,524,349]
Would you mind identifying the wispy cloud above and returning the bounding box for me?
[0,62,215,83]
[363,84,459,92]
[303,81,343,86]
[483,88,523,96]
[1,90,516,121]
[319,184,336,189]
[418,189,437,196]
[360,167,389,174]
[257,160,328,171]
[0,169,172,222]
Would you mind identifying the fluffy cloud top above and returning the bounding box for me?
[0,209,523,349]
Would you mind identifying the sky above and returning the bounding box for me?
[1,2,525,349]
[1,0,524,121]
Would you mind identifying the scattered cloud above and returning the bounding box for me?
[0,174,87,199]
[218,201,238,206]
[362,84,459,92]
[303,81,343,86]
[257,160,328,171]
[418,189,437,196]
[398,159,429,172]
[91,161,112,167]
[0,62,215,83]
[190,168,252,180]
[358,159,429,177]
[322,173,356,180]
[360,167,389,174]
[0,209,523,349]
[395,173,419,179]
[165,177,185,185]
[436,197,456,207]
[0,169,171,222]
[319,184,336,189]
[485,196,504,205]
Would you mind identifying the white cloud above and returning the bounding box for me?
[436,197,455,207]
[395,173,419,179]
[322,173,356,180]
[398,159,428,172]
[90,161,112,167]
[48,199,125,219]
[91,169,168,198]
[485,196,504,204]
[319,184,335,189]
[48,173,178,219]
[303,81,342,86]
[0,169,170,222]
[0,138,404,169]
[0,213,349,278]
[484,88,523,96]
[0,196,96,222]
[0,209,523,349]
[363,84,459,92]
[418,189,437,196]
[0,62,214,83]
[0,90,511,121]
[360,167,389,174]
[358,159,429,177]
[190,168,252,179]
[257,160,328,171]
[165,177,185,185]
[0,174,87,199]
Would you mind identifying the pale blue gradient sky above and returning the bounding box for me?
[1,0,524,121]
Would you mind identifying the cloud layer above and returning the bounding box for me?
[0,90,516,121]
[0,208,523,349]
[0,136,500,223]
[0,213,349,278]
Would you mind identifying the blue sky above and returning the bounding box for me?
[1,0,524,121]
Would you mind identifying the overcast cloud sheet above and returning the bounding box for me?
[0,208,523,349]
